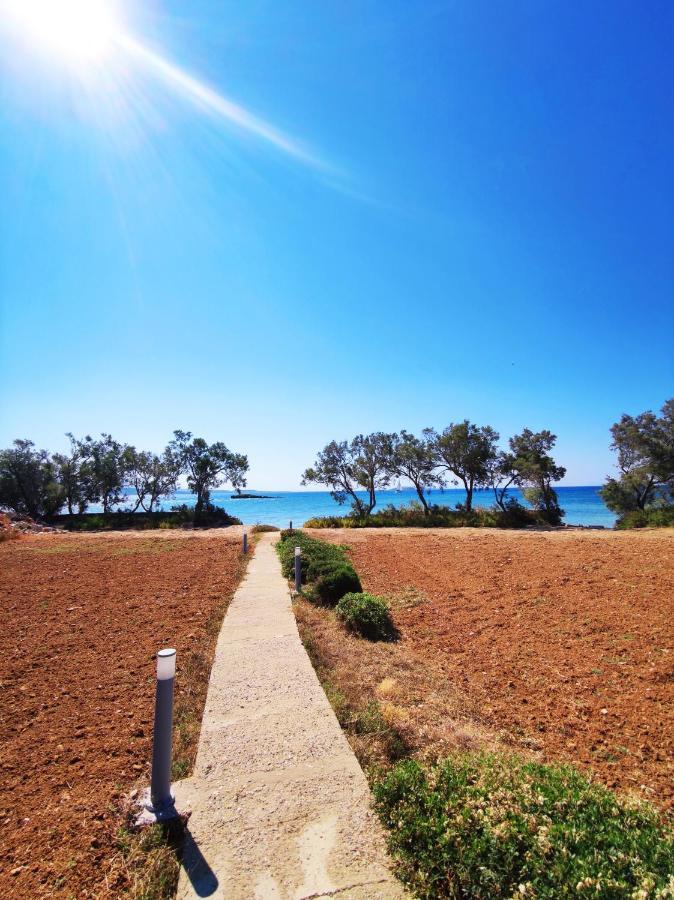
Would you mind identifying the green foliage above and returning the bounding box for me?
[276,530,361,604]
[0,439,63,519]
[51,505,241,531]
[168,430,249,520]
[313,564,362,606]
[77,433,128,514]
[277,529,346,579]
[509,429,566,525]
[429,421,500,512]
[250,523,280,533]
[302,424,566,522]
[336,592,396,641]
[123,446,181,513]
[601,399,674,514]
[374,753,674,899]
[302,433,395,517]
[388,430,438,514]
[305,502,539,529]
[616,505,674,529]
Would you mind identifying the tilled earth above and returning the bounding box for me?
[0,529,245,898]
[310,527,674,809]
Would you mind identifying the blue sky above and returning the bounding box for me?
[1,0,672,489]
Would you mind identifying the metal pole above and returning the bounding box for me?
[289,520,293,533]
[243,532,248,553]
[150,648,176,812]
[294,546,301,593]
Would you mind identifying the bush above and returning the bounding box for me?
[336,592,396,641]
[305,503,543,530]
[50,505,241,531]
[374,753,674,899]
[277,529,361,604]
[313,564,362,606]
[277,530,349,580]
[250,523,280,533]
[617,506,674,529]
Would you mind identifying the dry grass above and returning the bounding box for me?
[295,597,500,773]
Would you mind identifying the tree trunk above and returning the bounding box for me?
[464,478,473,512]
[414,481,430,514]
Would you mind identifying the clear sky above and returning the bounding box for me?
[1,0,672,490]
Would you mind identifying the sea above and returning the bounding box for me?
[152,485,616,529]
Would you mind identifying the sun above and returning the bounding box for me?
[2,0,121,64]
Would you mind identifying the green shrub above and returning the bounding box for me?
[51,505,241,531]
[374,753,674,899]
[250,523,280,533]
[336,592,396,641]
[313,564,362,606]
[276,529,361,604]
[305,503,542,530]
[277,530,350,580]
[617,506,674,529]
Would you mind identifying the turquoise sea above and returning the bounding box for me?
[156,485,616,529]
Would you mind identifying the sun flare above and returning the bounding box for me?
[2,0,120,64]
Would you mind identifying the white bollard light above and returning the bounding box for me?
[150,648,176,814]
[294,546,302,593]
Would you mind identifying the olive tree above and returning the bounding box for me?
[600,399,674,514]
[302,432,394,517]
[123,446,182,513]
[388,429,438,515]
[0,439,64,519]
[77,434,128,514]
[430,421,499,512]
[169,430,248,519]
[509,428,566,524]
[486,450,520,512]
[52,433,91,516]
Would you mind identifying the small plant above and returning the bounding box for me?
[313,564,362,606]
[617,506,674,529]
[374,753,674,899]
[276,530,360,606]
[336,592,396,641]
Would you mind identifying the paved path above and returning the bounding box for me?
[176,534,404,899]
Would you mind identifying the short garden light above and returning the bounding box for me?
[150,648,176,814]
[294,546,302,593]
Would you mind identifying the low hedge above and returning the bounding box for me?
[336,592,396,641]
[305,503,542,530]
[617,506,674,529]
[374,753,674,899]
[276,530,361,605]
[49,504,241,531]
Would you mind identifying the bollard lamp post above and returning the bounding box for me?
[243,531,248,554]
[294,546,301,593]
[150,648,176,814]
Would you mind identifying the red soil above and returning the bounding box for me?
[0,530,245,898]
[313,527,674,809]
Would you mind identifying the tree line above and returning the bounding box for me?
[0,430,249,521]
[303,398,674,525]
[303,423,567,524]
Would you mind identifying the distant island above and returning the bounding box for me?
[230,493,279,500]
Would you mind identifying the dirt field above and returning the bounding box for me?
[303,527,674,810]
[0,529,247,898]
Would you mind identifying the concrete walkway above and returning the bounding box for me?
[175,534,405,899]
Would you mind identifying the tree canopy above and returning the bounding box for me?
[601,399,674,514]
